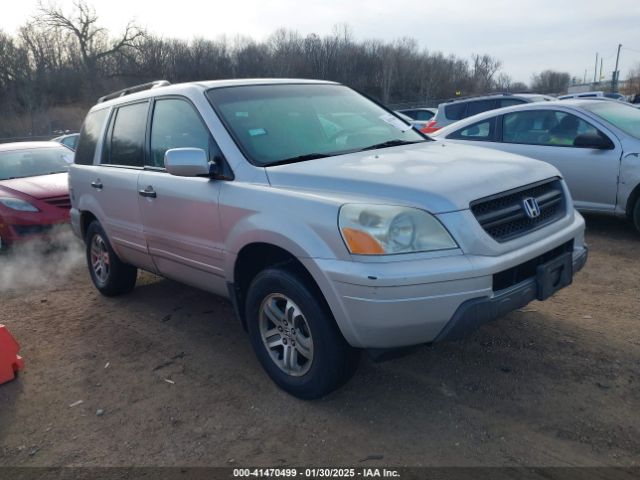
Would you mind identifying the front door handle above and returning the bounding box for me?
[91,179,103,189]
[138,186,157,198]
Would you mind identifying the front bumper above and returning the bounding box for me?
[0,213,70,250]
[435,245,587,342]
[305,211,587,349]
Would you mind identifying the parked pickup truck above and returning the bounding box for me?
[69,79,587,399]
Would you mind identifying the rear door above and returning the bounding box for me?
[137,96,227,296]
[92,101,155,271]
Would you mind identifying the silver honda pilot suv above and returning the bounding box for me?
[69,79,587,399]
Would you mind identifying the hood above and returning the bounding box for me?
[265,142,560,213]
[0,173,69,200]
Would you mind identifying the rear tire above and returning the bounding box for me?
[245,267,359,399]
[85,220,137,296]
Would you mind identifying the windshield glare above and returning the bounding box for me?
[583,102,640,139]
[206,84,426,166]
[0,147,72,180]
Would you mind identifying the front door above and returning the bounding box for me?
[496,109,621,213]
[137,97,227,295]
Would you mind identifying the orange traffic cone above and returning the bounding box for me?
[0,324,24,384]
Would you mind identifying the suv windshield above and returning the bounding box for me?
[583,101,640,139]
[206,84,426,166]
[0,147,71,180]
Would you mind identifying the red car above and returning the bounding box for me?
[0,142,73,250]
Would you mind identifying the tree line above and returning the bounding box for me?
[0,1,573,138]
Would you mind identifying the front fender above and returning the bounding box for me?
[223,213,342,280]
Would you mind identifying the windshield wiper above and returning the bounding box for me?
[359,139,426,152]
[265,153,334,167]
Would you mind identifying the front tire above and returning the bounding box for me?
[85,220,137,296]
[633,198,640,233]
[245,267,359,399]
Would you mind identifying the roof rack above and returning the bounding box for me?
[443,92,517,103]
[97,80,171,103]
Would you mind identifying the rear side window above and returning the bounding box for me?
[75,109,108,165]
[103,102,148,167]
[445,103,467,120]
[466,99,496,117]
[448,118,496,141]
[149,98,222,168]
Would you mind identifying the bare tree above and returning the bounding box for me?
[471,54,502,92]
[531,70,570,94]
[625,62,640,97]
[34,0,144,93]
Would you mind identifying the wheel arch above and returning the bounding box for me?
[625,182,640,219]
[80,210,98,240]
[229,242,329,331]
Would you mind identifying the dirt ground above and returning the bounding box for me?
[0,214,638,467]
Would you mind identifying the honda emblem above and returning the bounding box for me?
[522,197,541,219]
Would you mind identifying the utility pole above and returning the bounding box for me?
[612,43,622,93]
[600,58,603,83]
[583,69,587,84]
[594,52,598,84]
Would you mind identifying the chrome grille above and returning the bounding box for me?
[471,178,566,242]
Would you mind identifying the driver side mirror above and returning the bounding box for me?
[573,133,614,150]
[164,148,217,177]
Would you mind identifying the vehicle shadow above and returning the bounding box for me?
[582,213,638,243]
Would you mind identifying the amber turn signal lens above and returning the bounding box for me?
[341,227,385,254]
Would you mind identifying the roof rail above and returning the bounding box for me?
[97,80,171,103]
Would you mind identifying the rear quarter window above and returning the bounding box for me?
[448,118,496,141]
[75,109,108,165]
[445,103,467,121]
[465,99,496,117]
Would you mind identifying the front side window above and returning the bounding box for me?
[414,110,435,121]
[0,147,71,180]
[206,84,425,166]
[400,110,419,120]
[448,118,496,141]
[75,109,108,165]
[582,101,640,139]
[149,98,222,168]
[502,110,599,147]
[104,102,148,167]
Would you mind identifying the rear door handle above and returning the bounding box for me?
[138,186,157,198]
[91,180,103,189]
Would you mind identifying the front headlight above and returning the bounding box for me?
[339,204,457,255]
[0,197,39,212]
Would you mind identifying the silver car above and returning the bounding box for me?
[432,99,640,231]
[69,79,587,398]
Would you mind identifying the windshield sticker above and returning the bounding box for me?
[235,111,249,117]
[249,128,267,137]
[379,114,412,132]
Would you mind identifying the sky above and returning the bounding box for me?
[3,0,640,85]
